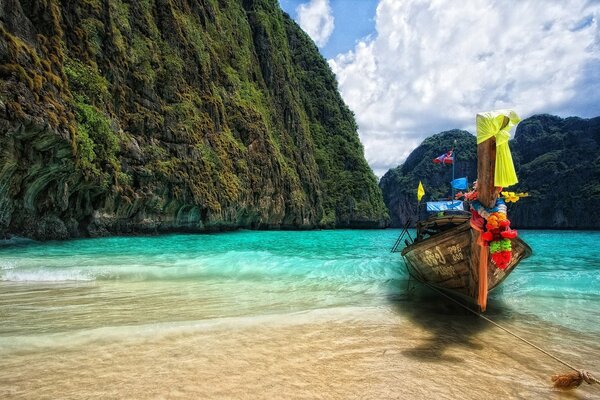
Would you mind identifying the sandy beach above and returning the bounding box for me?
[1,231,599,399]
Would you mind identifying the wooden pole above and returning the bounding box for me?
[477,116,509,207]
[474,115,509,311]
[477,139,497,208]
[452,144,456,200]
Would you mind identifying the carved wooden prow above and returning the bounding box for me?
[473,115,509,311]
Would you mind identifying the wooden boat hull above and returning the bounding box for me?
[401,221,532,305]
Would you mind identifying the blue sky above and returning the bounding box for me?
[280,0,600,176]
[279,0,378,59]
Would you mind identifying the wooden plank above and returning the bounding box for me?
[469,230,481,298]
[488,237,532,290]
[403,226,473,295]
[400,213,533,306]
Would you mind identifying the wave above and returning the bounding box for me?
[1,268,95,282]
[0,260,16,270]
[0,249,404,284]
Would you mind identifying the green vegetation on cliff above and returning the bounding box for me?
[0,0,387,239]
[379,115,600,229]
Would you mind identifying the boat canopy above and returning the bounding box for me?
[426,200,464,212]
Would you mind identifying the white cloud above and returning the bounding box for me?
[296,0,335,47]
[329,0,600,177]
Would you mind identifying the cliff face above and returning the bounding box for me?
[0,0,388,240]
[380,115,600,229]
[509,115,600,228]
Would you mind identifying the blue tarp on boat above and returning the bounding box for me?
[426,201,465,212]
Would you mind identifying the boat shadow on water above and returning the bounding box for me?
[385,279,514,364]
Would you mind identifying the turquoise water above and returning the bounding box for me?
[494,231,600,333]
[1,230,599,399]
[1,230,599,333]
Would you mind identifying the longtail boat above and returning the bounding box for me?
[396,110,532,311]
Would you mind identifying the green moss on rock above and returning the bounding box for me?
[0,0,387,240]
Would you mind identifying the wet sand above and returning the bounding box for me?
[1,300,598,399]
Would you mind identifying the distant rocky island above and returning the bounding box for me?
[380,114,600,229]
[0,0,388,240]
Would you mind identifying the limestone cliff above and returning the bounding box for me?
[0,0,388,239]
[380,115,600,229]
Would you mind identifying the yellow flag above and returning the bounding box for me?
[417,181,425,202]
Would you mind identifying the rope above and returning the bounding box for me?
[420,281,599,386]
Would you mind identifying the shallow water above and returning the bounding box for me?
[1,230,599,399]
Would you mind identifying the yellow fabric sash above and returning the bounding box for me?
[475,110,521,188]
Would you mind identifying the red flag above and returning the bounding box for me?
[433,150,454,165]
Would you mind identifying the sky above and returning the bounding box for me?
[279,0,600,177]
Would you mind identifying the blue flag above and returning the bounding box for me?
[451,177,468,190]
